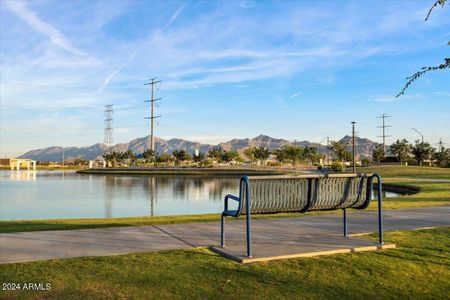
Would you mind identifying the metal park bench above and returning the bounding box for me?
[220,174,383,257]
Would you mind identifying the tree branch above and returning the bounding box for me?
[396,59,450,97]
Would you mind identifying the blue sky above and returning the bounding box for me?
[1,0,449,157]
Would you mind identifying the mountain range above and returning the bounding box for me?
[18,135,380,162]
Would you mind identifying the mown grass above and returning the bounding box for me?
[356,165,450,179]
[1,166,448,233]
[1,227,449,299]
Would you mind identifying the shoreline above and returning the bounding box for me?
[76,167,296,176]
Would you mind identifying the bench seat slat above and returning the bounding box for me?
[238,175,372,214]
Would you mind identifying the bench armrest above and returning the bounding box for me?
[223,194,241,217]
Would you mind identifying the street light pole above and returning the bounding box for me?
[351,122,356,173]
[412,128,424,143]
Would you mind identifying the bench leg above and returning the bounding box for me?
[343,208,348,237]
[221,214,225,248]
[246,210,252,257]
[377,180,384,245]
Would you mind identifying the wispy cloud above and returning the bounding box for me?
[290,92,301,98]
[165,2,189,29]
[434,91,450,96]
[97,50,137,93]
[371,94,422,102]
[5,1,86,56]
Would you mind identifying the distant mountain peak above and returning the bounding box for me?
[18,134,379,161]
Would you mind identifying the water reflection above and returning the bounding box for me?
[7,171,37,181]
[0,171,402,221]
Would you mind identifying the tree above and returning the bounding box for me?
[192,151,205,162]
[208,147,224,160]
[390,139,412,164]
[273,145,303,165]
[244,147,256,161]
[412,141,435,166]
[397,0,449,97]
[220,149,240,163]
[156,153,174,163]
[141,149,155,163]
[244,146,270,164]
[303,145,320,166]
[433,145,450,167]
[372,144,386,164]
[172,150,191,162]
[273,147,289,163]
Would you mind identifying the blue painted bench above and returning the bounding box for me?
[220,174,383,257]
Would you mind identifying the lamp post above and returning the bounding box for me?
[412,128,424,143]
[318,136,329,167]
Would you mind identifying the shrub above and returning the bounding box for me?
[361,158,372,167]
[331,161,343,172]
[200,159,214,167]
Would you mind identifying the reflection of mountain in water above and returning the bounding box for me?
[100,175,239,209]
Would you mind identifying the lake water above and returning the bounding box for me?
[0,171,400,221]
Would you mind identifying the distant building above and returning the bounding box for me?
[10,158,37,170]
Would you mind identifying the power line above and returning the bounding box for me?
[104,104,113,154]
[376,114,392,152]
[144,78,162,151]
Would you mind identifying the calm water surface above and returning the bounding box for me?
[0,171,399,220]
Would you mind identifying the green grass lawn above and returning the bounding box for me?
[1,166,449,233]
[1,227,449,299]
[356,165,450,179]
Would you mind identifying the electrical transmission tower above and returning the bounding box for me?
[104,104,113,154]
[376,114,391,152]
[144,78,162,152]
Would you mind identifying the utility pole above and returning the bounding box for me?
[327,137,330,166]
[351,122,356,173]
[377,114,391,152]
[144,78,162,152]
[104,104,114,154]
[412,128,424,143]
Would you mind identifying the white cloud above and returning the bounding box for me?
[434,91,450,96]
[371,94,422,102]
[97,50,137,93]
[5,1,86,56]
[290,92,301,98]
[165,2,189,29]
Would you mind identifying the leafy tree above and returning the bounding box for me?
[220,149,240,163]
[192,151,205,162]
[244,147,256,161]
[397,0,449,97]
[172,150,192,162]
[433,146,450,167]
[141,149,156,163]
[244,146,270,163]
[208,147,224,160]
[372,144,386,164]
[303,145,320,165]
[328,141,351,161]
[273,147,289,163]
[273,145,303,165]
[390,139,413,164]
[156,153,174,163]
[412,141,435,166]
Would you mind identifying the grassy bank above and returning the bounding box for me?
[1,227,449,299]
[356,165,450,179]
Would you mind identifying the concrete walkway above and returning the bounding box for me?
[1,206,449,264]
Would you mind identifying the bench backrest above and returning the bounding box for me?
[239,174,374,214]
